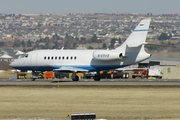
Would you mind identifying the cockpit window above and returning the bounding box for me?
[21,54,28,58]
[25,54,28,58]
[21,54,25,58]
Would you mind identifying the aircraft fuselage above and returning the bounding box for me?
[10,49,147,72]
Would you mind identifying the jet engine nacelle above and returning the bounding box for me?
[93,51,123,61]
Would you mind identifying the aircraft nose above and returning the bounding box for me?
[9,61,15,68]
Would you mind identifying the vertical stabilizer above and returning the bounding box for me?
[114,19,151,64]
[117,19,151,49]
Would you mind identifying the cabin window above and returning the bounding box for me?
[62,56,64,60]
[44,57,46,60]
[74,56,76,60]
[55,57,57,60]
[51,57,53,60]
[59,56,61,60]
[48,57,50,60]
[67,57,68,60]
[71,56,73,60]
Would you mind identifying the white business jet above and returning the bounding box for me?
[10,19,151,81]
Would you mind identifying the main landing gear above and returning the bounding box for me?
[93,71,101,81]
[72,72,79,81]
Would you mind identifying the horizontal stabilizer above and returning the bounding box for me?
[128,42,171,47]
[145,43,171,47]
[127,42,148,47]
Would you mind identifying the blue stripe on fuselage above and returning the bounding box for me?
[12,65,128,72]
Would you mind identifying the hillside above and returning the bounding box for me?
[0,62,12,70]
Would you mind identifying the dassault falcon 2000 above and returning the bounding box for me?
[10,19,151,81]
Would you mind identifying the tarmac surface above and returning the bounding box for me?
[1,79,180,85]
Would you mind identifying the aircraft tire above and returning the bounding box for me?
[122,73,126,79]
[72,76,79,81]
[93,75,101,81]
[125,73,129,79]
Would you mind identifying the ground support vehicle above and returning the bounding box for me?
[132,69,148,79]
[54,71,69,79]
[84,72,96,79]
[148,67,162,79]
[35,71,45,79]
[70,73,84,80]
[132,67,162,79]
[17,72,27,79]
[100,70,129,79]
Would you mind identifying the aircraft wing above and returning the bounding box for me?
[53,66,88,72]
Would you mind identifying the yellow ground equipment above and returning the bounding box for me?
[70,73,84,79]
[35,71,45,79]
[17,72,27,79]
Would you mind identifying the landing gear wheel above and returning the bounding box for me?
[125,73,129,79]
[93,74,101,81]
[72,76,79,81]
[122,73,126,78]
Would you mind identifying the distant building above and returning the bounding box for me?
[22,35,40,41]
[0,48,24,62]
[76,44,87,49]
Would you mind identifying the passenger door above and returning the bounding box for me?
[31,53,38,70]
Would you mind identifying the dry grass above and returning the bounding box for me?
[0,86,180,120]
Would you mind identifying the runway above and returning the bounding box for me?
[1,79,180,85]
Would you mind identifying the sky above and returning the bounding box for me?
[0,0,180,15]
